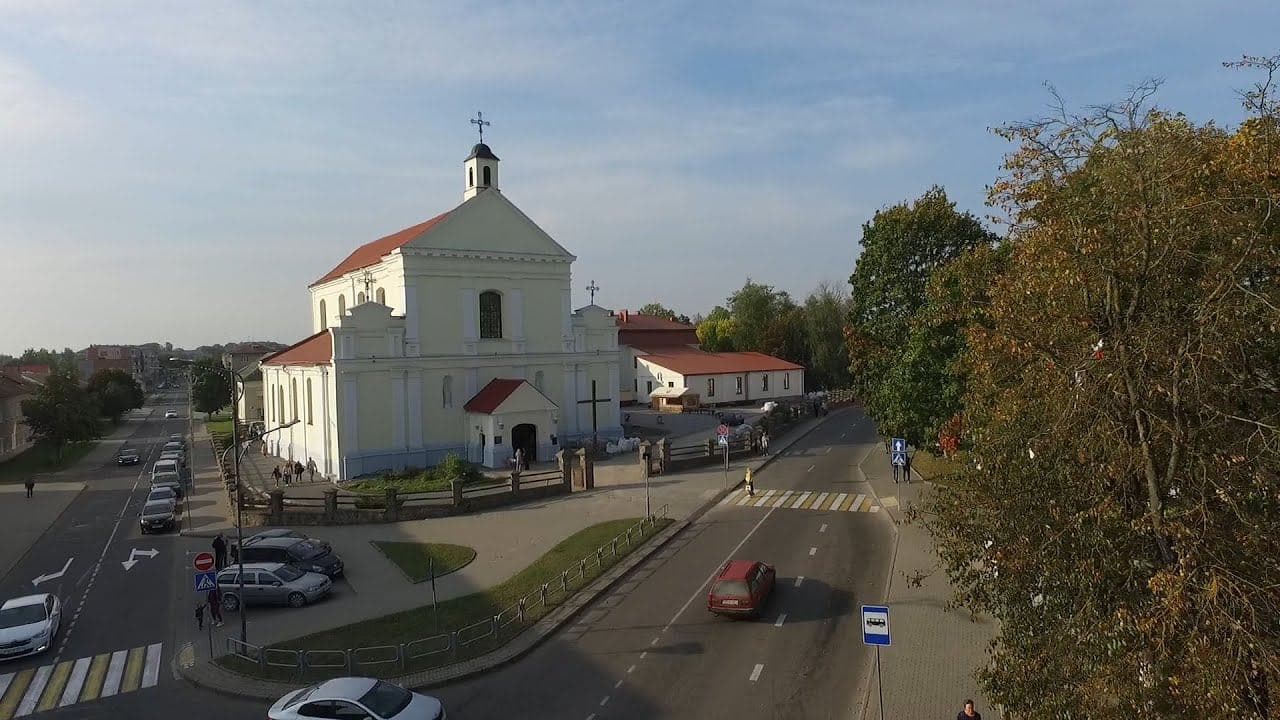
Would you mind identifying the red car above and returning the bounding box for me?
[707,560,776,618]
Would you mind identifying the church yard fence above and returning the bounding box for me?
[220,505,671,681]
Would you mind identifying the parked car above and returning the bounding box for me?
[0,594,61,661]
[150,475,183,499]
[215,563,332,610]
[139,499,176,533]
[152,459,180,481]
[717,412,746,427]
[162,441,184,453]
[117,448,140,466]
[167,434,186,446]
[146,486,179,508]
[707,560,775,618]
[164,410,178,419]
[268,677,445,720]
[236,536,344,578]
[159,450,186,467]
[247,528,306,543]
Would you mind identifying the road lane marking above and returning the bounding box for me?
[613,680,622,689]
[749,664,764,682]
[79,652,110,702]
[775,613,788,627]
[101,650,127,697]
[639,652,647,660]
[0,669,32,718]
[871,505,881,513]
[586,715,595,720]
[36,660,73,712]
[819,524,828,533]
[627,664,636,674]
[809,547,817,556]
[650,637,659,646]
[59,657,91,708]
[801,493,821,509]
[0,674,13,708]
[832,492,849,510]
[735,492,755,506]
[790,492,810,509]
[15,664,52,717]
[813,492,830,509]
[850,494,866,512]
[752,489,777,507]
[141,643,162,688]
[599,695,610,706]
[794,575,804,587]
[806,465,814,472]
[825,447,832,454]
[121,646,145,693]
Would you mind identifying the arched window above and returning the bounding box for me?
[376,288,385,305]
[479,291,502,339]
[338,294,346,317]
[442,375,453,408]
[482,166,491,186]
[306,378,314,425]
[468,167,474,187]
[534,370,545,392]
[318,299,327,330]
[357,292,366,304]
[290,378,299,421]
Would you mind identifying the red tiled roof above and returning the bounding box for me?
[463,379,525,414]
[614,312,694,331]
[311,210,453,287]
[260,331,333,366]
[636,349,803,376]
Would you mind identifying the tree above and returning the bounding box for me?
[847,186,999,437]
[21,369,101,458]
[86,368,144,422]
[696,306,736,352]
[638,303,677,320]
[190,358,233,417]
[727,279,793,353]
[802,282,853,390]
[927,64,1280,719]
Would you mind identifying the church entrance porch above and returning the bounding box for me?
[511,423,537,463]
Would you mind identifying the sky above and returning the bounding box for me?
[1,1,1276,355]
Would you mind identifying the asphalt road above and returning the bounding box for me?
[429,408,895,719]
[0,391,197,718]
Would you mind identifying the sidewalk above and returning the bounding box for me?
[859,431,999,720]
[174,410,833,694]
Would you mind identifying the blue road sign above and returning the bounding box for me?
[891,438,907,467]
[193,571,217,592]
[862,604,891,646]
[717,435,729,447]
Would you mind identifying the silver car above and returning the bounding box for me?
[268,678,444,720]
[216,563,331,611]
[0,594,61,661]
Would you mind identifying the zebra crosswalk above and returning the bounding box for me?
[0,643,163,718]
[721,488,881,513]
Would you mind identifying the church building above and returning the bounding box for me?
[259,138,623,479]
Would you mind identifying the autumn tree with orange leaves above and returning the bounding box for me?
[926,57,1280,719]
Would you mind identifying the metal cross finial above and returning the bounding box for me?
[586,280,600,304]
[470,111,490,143]
[361,269,375,297]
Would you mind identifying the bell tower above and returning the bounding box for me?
[464,111,500,201]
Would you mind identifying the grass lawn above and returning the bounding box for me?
[0,441,98,484]
[206,417,233,442]
[371,542,476,583]
[218,516,673,681]
[910,449,965,482]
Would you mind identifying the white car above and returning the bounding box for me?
[164,410,178,419]
[0,594,61,661]
[268,678,444,720]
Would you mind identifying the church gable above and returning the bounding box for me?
[402,191,576,260]
[464,378,558,415]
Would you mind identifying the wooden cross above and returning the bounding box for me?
[470,111,490,143]
[576,379,612,446]
[586,280,600,304]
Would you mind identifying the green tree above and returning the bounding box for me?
[695,306,736,352]
[928,66,1280,719]
[802,282,853,390]
[86,368,144,422]
[190,358,233,417]
[638,303,677,320]
[727,279,793,353]
[20,369,101,458]
[847,186,998,436]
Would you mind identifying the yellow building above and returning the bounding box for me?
[261,141,621,478]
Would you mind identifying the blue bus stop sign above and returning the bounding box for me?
[862,604,891,646]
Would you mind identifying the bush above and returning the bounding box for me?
[347,453,485,495]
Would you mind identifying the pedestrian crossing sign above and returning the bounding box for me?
[193,570,217,592]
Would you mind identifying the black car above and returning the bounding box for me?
[117,449,140,465]
[235,536,344,578]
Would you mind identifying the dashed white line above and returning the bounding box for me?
[795,575,805,587]
[640,652,647,660]
[600,695,611,707]
[614,680,623,689]
[806,464,814,472]
[749,663,764,682]
[627,664,636,674]
[586,714,596,720]
[774,613,788,627]
[819,523,828,533]
[825,447,832,454]
[809,547,817,556]
[650,637,660,646]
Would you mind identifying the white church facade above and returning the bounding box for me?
[260,141,623,479]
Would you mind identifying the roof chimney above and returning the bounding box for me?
[621,309,629,323]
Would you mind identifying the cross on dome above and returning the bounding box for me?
[470,111,490,143]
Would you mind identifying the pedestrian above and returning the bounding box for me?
[207,587,224,627]
[284,463,293,485]
[295,460,305,481]
[212,533,228,570]
[904,452,913,482]
[308,458,316,482]
[956,699,982,720]
[24,476,34,499]
[195,602,205,631]
[761,432,770,454]
[744,467,754,497]
[272,465,282,487]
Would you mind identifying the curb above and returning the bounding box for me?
[176,516,687,700]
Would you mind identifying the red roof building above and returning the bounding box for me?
[311,211,452,287]
[260,331,333,367]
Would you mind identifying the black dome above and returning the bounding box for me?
[467,143,499,161]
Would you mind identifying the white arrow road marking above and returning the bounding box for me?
[33,557,74,587]
[121,548,159,571]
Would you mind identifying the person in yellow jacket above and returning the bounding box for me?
[744,467,754,497]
